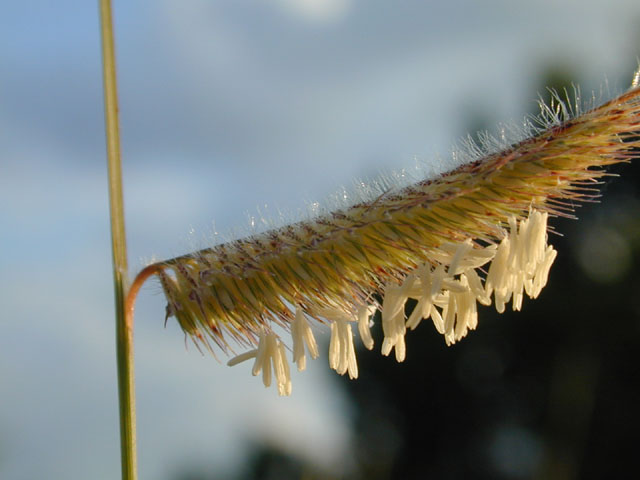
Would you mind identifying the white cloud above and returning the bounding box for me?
[275,0,352,23]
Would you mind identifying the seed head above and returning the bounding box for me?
[149,75,640,395]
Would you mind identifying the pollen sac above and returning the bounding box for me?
[291,308,319,372]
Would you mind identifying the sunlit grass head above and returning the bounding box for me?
[131,74,640,396]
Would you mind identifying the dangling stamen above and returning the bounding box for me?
[291,307,319,371]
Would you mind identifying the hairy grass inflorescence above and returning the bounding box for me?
[129,75,640,396]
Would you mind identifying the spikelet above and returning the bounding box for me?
[148,75,640,395]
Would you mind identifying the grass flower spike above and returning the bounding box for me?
[126,72,640,396]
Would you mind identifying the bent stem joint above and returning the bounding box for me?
[125,264,163,331]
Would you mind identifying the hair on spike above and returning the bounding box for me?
[126,72,640,396]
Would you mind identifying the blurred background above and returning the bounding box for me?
[1,1,640,479]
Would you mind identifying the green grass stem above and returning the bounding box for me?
[98,0,138,478]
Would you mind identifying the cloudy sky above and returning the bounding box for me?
[2,1,640,479]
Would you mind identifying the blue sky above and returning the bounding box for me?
[2,1,640,478]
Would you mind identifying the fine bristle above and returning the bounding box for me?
[153,79,640,395]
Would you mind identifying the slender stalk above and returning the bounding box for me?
[126,265,163,324]
[98,1,138,479]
